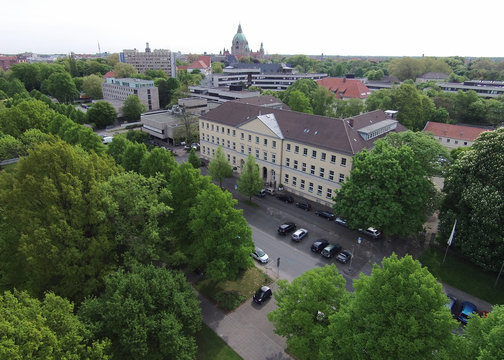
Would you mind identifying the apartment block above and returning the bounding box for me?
[102,78,160,112]
[120,43,176,77]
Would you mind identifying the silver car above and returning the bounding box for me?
[291,228,308,242]
[251,247,269,264]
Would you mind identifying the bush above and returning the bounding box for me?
[213,291,246,311]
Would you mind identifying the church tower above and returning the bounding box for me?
[231,24,250,57]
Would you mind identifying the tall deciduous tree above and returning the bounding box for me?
[0,140,119,301]
[268,265,347,360]
[86,101,117,129]
[208,145,233,188]
[0,290,110,359]
[187,147,200,168]
[333,140,437,236]
[237,154,263,201]
[113,63,138,78]
[42,71,79,103]
[311,86,336,117]
[188,184,254,280]
[121,141,148,173]
[439,128,504,270]
[140,146,178,179]
[78,264,201,360]
[121,94,146,121]
[82,74,104,99]
[0,98,55,137]
[288,90,313,113]
[321,254,455,360]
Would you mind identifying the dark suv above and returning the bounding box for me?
[295,202,311,211]
[278,222,296,235]
[276,194,294,203]
[315,211,336,221]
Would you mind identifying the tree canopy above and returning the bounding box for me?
[82,74,104,99]
[42,71,79,104]
[440,128,504,270]
[121,94,146,121]
[86,101,117,129]
[237,154,263,201]
[208,145,233,188]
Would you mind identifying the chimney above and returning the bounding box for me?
[349,118,354,128]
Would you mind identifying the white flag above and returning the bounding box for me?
[447,219,457,246]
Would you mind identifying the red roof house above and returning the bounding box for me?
[423,121,491,148]
[316,77,371,99]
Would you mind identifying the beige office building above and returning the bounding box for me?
[120,43,176,77]
[102,78,160,112]
[200,102,406,207]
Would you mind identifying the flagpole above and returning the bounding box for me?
[443,219,457,264]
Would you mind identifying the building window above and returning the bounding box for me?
[206,123,209,129]
[216,126,219,132]
[248,134,252,142]
[321,152,326,161]
[272,154,276,163]
[264,138,268,146]
[329,170,334,181]
[241,144,244,153]
[293,160,298,170]
[286,158,290,167]
[233,130,236,137]
[310,165,315,175]
[256,136,259,144]
[227,140,230,148]
[300,179,305,190]
[272,140,276,149]
[211,124,214,131]
[312,150,317,158]
[286,143,291,151]
[454,140,459,144]
[206,134,209,141]
[292,177,297,186]
[212,149,215,156]
[284,174,289,184]
[222,139,225,146]
[331,155,336,164]
[222,127,224,133]
[464,141,468,145]
[217,137,219,144]
[255,149,259,158]
[233,142,236,150]
[248,146,251,154]
[227,128,230,135]
[319,168,325,178]
[211,136,214,143]
[201,121,204,128]
[339,173,345,183]
[263,152,267,161]
[317,185,322,196]
[341,158,347,166]
[295,146,299,154]
[233,156,236,165]
[241,132,244,140]
[227,154,230,162]
[303,148,308,156]
[308,182,314,193]
[302,163,306,172]
[326,188,332,198]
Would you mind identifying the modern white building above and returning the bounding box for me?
[102,78,160,112]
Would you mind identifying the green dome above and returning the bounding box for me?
[232,24,248,45]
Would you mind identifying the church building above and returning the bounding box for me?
[226,24,264,60]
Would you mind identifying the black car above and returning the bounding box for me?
[295,202,311,211]
[253,286,272,304]
[311,239,330,253]
[321,243,342,258]
[315,211,336,221]
[278,222,296,235]
[335,250,352,264]
[276,194,294,203]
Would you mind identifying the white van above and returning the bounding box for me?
[102,136,113,145]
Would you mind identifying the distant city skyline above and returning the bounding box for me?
[2,0,503,58]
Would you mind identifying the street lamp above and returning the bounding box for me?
[348,237,362,274]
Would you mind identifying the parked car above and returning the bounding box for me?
[200,159,207,167]
[251,247,269,264]
[315,211,336,221]
[359,227,382,239]
[446,294,458,315]
[336,250,352,264]
[295,202,311,211]
[276,194,294,203]
[321,243,342,258]
[257,188,266,197]
[266,187,275,196]
[291,228,308,242]
[311,239,329,253]
[457,301,478,325]
[253,286,272,304]
[278,222,296,235]
[335,217,348,227]
[191,142,200,150]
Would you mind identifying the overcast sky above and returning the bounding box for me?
[2,0,502,58]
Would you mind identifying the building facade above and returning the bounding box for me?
[102,78,160,111]
[120,43,176,77]
[200,102,406,206]
[423,121,490,148]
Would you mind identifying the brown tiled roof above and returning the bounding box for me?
[232,96,289,110]
[423,121,490,141]
[201,102,406,155]
[316,77,371,99]
[103,71,115,78]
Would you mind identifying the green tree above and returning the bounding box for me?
[208,145,233,188]
[282,78,318,104]
[157,77,180,108]
[113,62,138,78]
[140,146,178,179]
[311,86,336,117]
[391,82,435,130]
[125,128,149,144]
[321,254,455,360]
[0,140,119,301]
[439,128,504,270]
[79,264,201,360]
[106,134,130,164]
[86,101,117,129]
[335,98,365,118]
[388,57,425,81]
[0,98,56,137]
[42,71,79,103]
[288,90,313,113]
[0,290,110,359]
[365,88,393,112]
[82,74,104,99]
[212,62,224,73]
[176,112,199,143]
[237,154,263,201]
[121,141,148,173]
[188,184,254,280]
[0,134,24,160]
[187,147,200,168]
[121,94,146,121]
[333,140,437,236]
[10,63,42,91]
[19,128,51,151]
[268,265,347,360]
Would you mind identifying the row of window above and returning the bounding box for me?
[201,133,278,163]
[285,158,345,182]
[439,137,468,146]
[283,174,334,199]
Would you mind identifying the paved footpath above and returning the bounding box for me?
[197,287,292,360]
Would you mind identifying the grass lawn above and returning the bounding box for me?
[419,246,504,304]
[196,323,242,360]
[195,266,272,311]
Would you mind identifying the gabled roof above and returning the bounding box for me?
[316,77,371,99]
[232,96,289,110]
[201,102,406,155]
[103,71,115,78]
[423,122,490,141]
